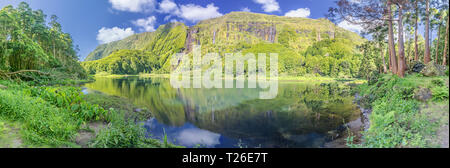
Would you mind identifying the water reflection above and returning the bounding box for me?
[84,77,360,148]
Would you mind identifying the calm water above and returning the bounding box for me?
[83,77,360,148]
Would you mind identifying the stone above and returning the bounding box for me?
[420,62,446,77]
[413,87,432,102]
[411,61,425,73]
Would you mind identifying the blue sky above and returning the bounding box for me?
[1,0,352,61]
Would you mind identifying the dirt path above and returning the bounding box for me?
[75,121,106,148]
[0,121,23,148]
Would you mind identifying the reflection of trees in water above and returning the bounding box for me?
[84,77,360,147]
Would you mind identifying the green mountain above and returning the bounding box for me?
[83,12,365,77]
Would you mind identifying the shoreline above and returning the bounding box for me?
[91,73,367,84]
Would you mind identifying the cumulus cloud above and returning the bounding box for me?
[97,27,135,44]
[338,20,363,33]
[253,0,280,12]
[158,0,179,14]
[284,8,311,18]
[108,0,156,13]
[178,3,222,22]
[241,7,251,12]
[133,16,157,32]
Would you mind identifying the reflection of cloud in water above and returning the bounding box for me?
[143,118,223,147]
[176,128,220,147]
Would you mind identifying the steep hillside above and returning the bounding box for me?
[83,22,187,74]
[83,12,365,76]
[85,32,157,61]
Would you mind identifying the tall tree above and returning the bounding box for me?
[414,0,420,61]
[329,0,403,75]
[424,0,431,63]
[443,13,449,65]
[434,13,443,64]
[387,0,398,74]
[393,0,408,77]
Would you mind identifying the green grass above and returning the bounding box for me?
[0,80,177,148]
[355,73,449,148]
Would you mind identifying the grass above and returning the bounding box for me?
[354,73,449,148]
[0,80,178,148]
[83,92,152,121]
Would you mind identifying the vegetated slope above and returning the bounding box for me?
[83,22,187,74]
[83,12,365,77]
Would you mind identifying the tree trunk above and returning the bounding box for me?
[435,23,442,64]
[424,0,431,64]
[397,4,406,77]
[414,0,419,61]
[381,43,388,73]
[387,1,398,74]
[443,15,449,66]
[407,32,412,67]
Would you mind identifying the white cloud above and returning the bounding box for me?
[253,0,280,12]
[133,16,157,32]
[284,8,310,18]
[108,0,156,13]
[338,20,363,33]
[179,3,223,22]
[158,0,179,14]
[169,19,183,23]
[241,7,251,12]
[97,27,135,44]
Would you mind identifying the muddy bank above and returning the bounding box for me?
[323,93,372,148]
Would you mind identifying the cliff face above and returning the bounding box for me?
[85,12,364,62]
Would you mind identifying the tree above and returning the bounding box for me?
[329,0,401,75]
[387,0,399,74]
[443,13,449,65]
[392,0,409,77]
[424,0,431,63]
[414,0,421,61]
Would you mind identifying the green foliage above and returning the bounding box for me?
[303,39,361,77]
[90,108,178,148]
[83,23,187,74]
[0,81,165,147]
[0,2,87,79]
[84,12,365,77]
[431,86,449,101]
[356,74,449,147]
[82,49,158,75]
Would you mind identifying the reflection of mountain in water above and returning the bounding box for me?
[84,77,360,147]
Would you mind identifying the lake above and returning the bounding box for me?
[83,77,361,148]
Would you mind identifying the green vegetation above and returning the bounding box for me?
[0,3,86,79]
[0,80,177,148]
[83,22,187,74]
[0,2,177,148]
[355,74,449,147]
[83,12,365,78]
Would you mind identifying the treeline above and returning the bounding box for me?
[329,0,449,78]
[83,38,363,78]
[242,39,361,78]
[0,2,86,79]
[82,49,159,75]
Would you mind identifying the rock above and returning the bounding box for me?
[420,62,446,77]
[411,62,425,73]
[0,84,7,90]
[413,87,432,102]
